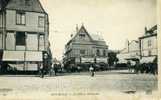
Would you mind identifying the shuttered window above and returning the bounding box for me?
[16,11,26,25]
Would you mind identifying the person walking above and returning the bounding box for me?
[40,64,44,78]
[89,65,94,77]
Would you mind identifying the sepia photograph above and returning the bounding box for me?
[0,0,160,99]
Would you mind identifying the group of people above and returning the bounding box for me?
[39,63,60,78]
[39,63,95,78]
[127,61,157,74]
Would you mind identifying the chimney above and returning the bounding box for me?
[71,34,73,38]
[145,27,148,35]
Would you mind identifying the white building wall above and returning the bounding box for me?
[117,40,140,63]
[26,34,38,51]
[6,32,15,50]
[141,36,157,56]
[129,42,139,52]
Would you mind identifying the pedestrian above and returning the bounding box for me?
[77,66,81,73]
[89,65,94,77]
[54,64,57,76]
[127,61,132,72]
[134,61,140,73]
[49,64,54,76]
[40,64,44,78]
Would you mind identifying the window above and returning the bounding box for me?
[148,40,152,47]
[39,34,45,50]
[38,16,45,27]
[79,33,85,39]
[16,11,26,25]
[96,49,100,56]
[16,32,26,45]
[80,50,85,55]
[103,50,106,56]
[148,50,152,56]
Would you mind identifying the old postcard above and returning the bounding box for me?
[0,0,160,99]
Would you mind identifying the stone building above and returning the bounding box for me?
[63,25,108,71]
[139,25,157,64]
[0,0,50,71]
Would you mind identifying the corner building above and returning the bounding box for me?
[64,25,108,71]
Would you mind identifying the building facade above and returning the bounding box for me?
[117,25,157,66]
[63,25,108,71]
[139,25,157,63]
[0,0,50,71]
[117,40,140,65]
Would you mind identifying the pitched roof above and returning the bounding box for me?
[5,0,45,13]
[90,34,104,41]
[66,25,108,47]
[67,25,93,44]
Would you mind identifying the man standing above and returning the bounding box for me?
[40,64,44,78]
[54,64,58,76]
[89,65,94,77]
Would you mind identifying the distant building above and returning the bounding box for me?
[139,25,157,64]
[117,25,157,65]
[63,24,108,71]
[0,0,50,71]
[117,40,140,65]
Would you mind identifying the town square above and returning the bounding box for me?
[0,0,159,99]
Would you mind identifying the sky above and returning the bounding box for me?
[40,0,157,60]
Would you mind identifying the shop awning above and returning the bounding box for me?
[3,51,24,62]
[81,57,94,63]
[96,57,108,63]
[3,51,43,62]
[25,51,43,62]
[140,56,156,64]
[118,59,127,64]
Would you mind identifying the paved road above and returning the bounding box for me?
[0,70,158,97]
